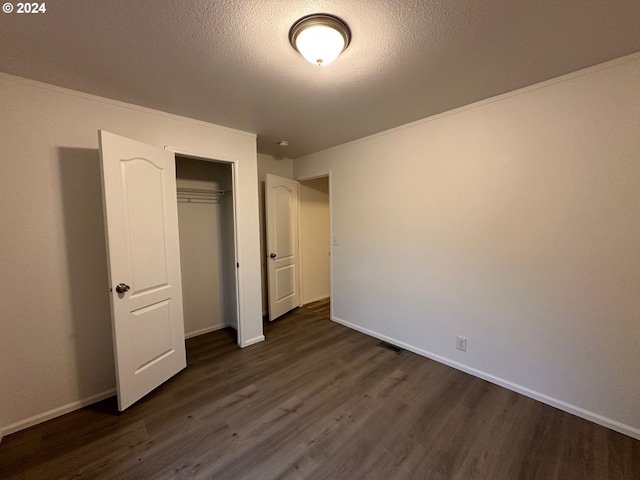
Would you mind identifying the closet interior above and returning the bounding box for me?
[175,156,238,341]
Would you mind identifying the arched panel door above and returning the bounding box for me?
[265,174,300,320]
[99,130,186,411]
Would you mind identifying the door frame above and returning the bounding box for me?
[166,147,245,347]
[295,171,333,319]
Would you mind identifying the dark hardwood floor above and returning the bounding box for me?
[1,308,638,479]
[302,297,330,318]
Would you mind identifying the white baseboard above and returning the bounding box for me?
[1,389,116,438]
[331,315,640,441]
[241,335,265,348]
[184,323,229,339]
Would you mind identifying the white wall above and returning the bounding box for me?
[176,157,237,338]
[299,177,330,304]
[0,74,263,437]
[257,154,294,314]
[294,54,640,439]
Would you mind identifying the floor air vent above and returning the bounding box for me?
[377,341,404,353]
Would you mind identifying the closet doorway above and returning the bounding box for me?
[175,156,239,342]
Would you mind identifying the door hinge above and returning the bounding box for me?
[237,263,240,268]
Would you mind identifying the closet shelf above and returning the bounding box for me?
[177,187,232,203]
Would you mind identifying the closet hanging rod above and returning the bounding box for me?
[176,187,232,202]
[176,187,231,196]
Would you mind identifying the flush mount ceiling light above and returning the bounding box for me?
[289,14,351,66]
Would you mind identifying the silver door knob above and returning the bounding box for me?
[115,283,131,294]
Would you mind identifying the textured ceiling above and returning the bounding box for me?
[1,0,639,158]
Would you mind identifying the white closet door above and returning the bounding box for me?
[99,130,186,411]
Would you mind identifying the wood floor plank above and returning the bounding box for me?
[302,297,331,318]
[1,308,638,479]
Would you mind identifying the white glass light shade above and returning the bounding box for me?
[295,25,345,66]
[289,14,351,67]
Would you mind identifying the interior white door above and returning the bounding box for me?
[99,130,186,411]
[265,174,301,321]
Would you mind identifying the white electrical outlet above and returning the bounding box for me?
[456,336,467,351]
